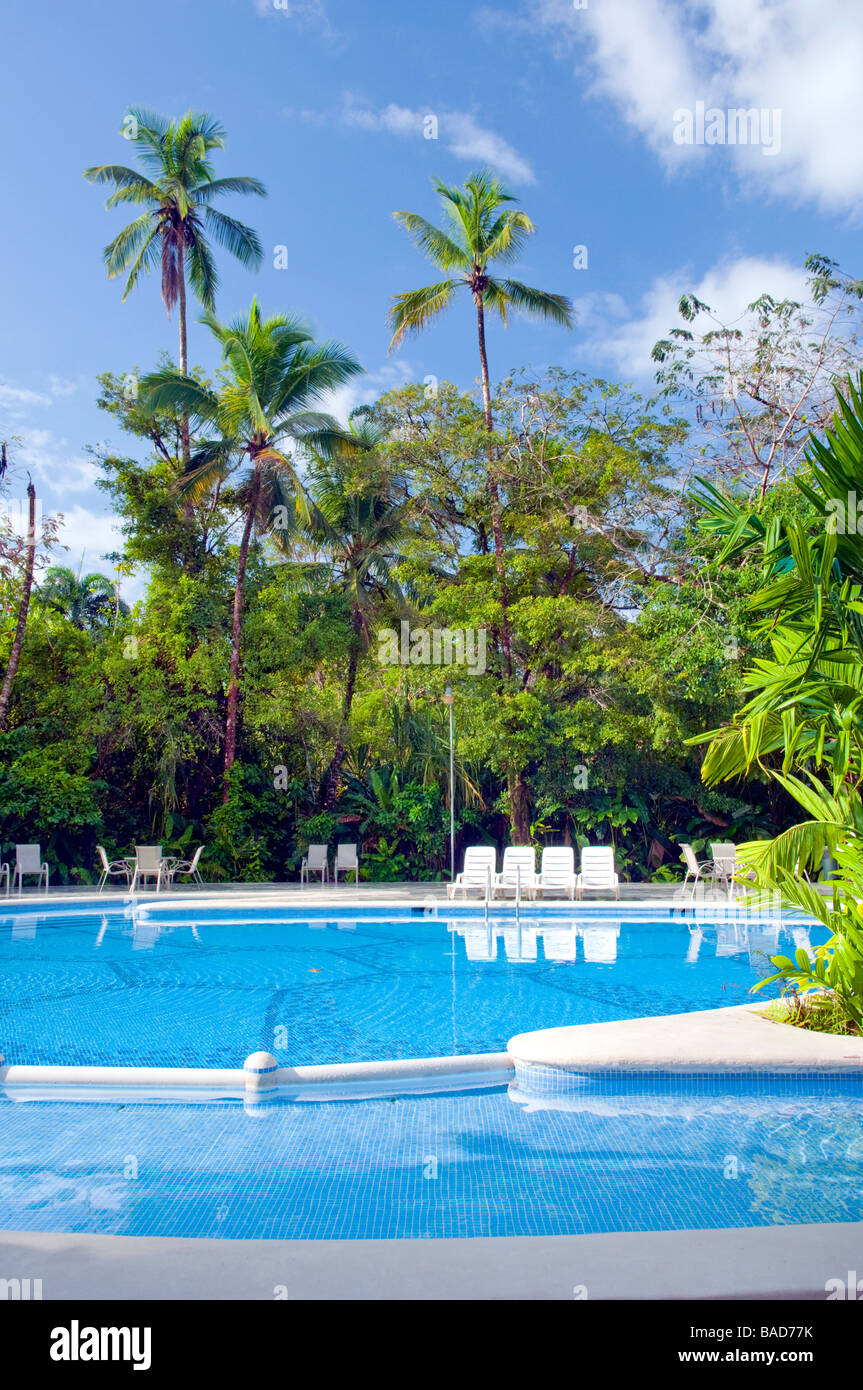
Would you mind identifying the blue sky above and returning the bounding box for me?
[1,0,861,591]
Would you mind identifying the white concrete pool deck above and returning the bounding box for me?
[0,880,793,909]
[1,1220,859,1300]
[510,1002,863,1075]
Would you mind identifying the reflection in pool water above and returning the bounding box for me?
[0,905,820,1068]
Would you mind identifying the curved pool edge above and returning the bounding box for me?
[507,1000,863,1092]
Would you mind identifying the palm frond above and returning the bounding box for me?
[202,207,264,269]
[387,281,460,349]
[391,211,469,270]
[493,278,574,328]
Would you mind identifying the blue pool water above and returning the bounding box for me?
[1,1074,861,1240]
[0,905,817,1068]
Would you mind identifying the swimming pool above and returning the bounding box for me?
[1,1073,861,1240]
[0,904,817,1068]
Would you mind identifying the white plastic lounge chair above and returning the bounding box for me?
[534,847,576,899]
[541,924,578,961]
[576,846,619,900]
[12,844,49,894]
[96,845,132,893]
[129,845,166,894]
[581,922,621,962]
[162,845,205,888]
[493,846,536,899]
[447,846,497,900]
[301,844,329,885]
[680,843,713,895]
[334,843,359,884]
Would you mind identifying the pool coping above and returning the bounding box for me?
[1,1220,859,1300]
[0,886,797,916]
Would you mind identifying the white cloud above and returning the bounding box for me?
[341,96,536,185]
[0,375,82,421]
[250,0,337,39]
[10,429,100,497]
[317,360,419,424]
[53,505,125,570]
[518,0,863,212]
[574,255,809,378]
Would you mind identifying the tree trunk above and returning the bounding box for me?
[177,249,191,469]
[323,606,362,809]
[222,467,259,798]
[476,295,532,843]
[475,295,512,678]
[0,482,38,730]
[508,769,532,845]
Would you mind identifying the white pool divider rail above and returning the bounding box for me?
[0,1049,514,1105]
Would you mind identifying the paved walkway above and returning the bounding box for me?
[0,1221,856,1300]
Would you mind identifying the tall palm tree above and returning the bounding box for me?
[141,300,363,793]
[297,416,411,806]
[84,108,266,459]
[38,565,128,630]
[388,170,573,675]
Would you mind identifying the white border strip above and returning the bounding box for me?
[0,1051,513,1101]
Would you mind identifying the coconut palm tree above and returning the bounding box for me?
[388,170,573,674]
[140,300,363,792]
[297,416,412,806]
[38,565,128,630]
[84,109,266,460]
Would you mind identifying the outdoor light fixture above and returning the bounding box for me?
[442,687,455,881]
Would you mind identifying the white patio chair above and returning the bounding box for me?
[334,843,359,884]
[12,844,49,893]
[680,843,713,895]
[535,846,577,899]
[447,846,497,900]
[492,846,537,899]
[576,846,619,900]
[129,845,166,893]
[301,843,329,885]
[162,845,205,888]
[96,845,132,893]
[710,842,738,896]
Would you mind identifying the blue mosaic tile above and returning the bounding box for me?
[1,1076,862,1241]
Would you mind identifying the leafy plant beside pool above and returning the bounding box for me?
[696,374,863,1034]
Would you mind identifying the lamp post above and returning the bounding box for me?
[442,686,455,881]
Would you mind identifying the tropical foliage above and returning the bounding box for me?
[4,113,863,917]
[696,373,863,1029]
